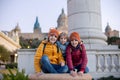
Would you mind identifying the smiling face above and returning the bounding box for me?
[60,36,67,45]
[71,39,79,48]
[49,35,57,44]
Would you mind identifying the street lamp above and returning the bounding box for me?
[14,53,18,63]
[15,53,18,57]
[27,46,30,49]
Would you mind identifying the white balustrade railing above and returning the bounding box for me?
[18,48,120,79]
[95,54,119,72]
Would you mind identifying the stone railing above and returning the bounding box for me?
[86,49,120,79]
[18,48,120,79]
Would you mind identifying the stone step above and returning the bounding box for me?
[29,73,92,80]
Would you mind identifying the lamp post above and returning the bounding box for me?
[14,53,18,63]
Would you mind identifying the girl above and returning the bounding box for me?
[66,32,89,77]
[34,29,68,76]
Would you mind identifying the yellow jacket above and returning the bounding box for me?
[34,41,65,72]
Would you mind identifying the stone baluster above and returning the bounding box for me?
[96,54,102,72]
[117,54,120,72]
[110,54,116,72]
[103,54,109,72]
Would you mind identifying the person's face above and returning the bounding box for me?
[60,36,67,45]
[49,35,57,44]
[71,40,79,47]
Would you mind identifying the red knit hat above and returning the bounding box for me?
[48,29,59,38]
[70,32,81,42]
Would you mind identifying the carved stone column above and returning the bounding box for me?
[67,0,107,46]
[96,54,102,72]
[110,54,116,72]
[103,54,109,72]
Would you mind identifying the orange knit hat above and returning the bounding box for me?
[48,29,59,38]
[70,32,81,42]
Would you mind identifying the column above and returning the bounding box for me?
[67,0,107,45]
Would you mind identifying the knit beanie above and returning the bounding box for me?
[70,32,81,42]
[48,29,59,38]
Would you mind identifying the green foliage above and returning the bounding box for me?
[0,45,10,62]
[107,36,119,45]
[31,38,41,48]
[19,36,41,49]
[3,68,29,80]
[5,63,17,69]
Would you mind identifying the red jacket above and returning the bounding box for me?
[66,43,88,72]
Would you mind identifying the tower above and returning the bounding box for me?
[105,23,119,38]
[105,23,112,37]
[57,9,68,33]
[34,17,41,34]
[9,23,21,44]
[67,0,107,48]
[14,23,21,33]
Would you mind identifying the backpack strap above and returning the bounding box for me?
[56,43,60,53]
[70,45,82,53]
[43,43,46,53]
[79,45,82,53]
[42,43,59,53]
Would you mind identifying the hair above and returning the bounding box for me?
[58,32,68,41]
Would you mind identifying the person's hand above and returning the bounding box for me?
[61,62,65,66]
[36,72,44,76]
[78,71,83,76]
[70,70,77,77]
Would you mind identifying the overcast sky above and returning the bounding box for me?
[0,0,120,33]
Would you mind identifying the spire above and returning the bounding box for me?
[62,8,64,14]
[14,23,21,33]
[34,16,40,29]
[34,16,41,33]
[57,8,67,27]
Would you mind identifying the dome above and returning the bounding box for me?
[14,23,21,32]
[105,23,112,32]
[57,9,67,23]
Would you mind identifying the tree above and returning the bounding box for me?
[0,45,10,62]
[107,36,119,45]
[19,37,41,49]
[31,38,41,48]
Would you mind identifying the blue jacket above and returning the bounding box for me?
[56,41,69,58]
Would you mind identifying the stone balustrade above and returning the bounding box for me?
[18,48,120,79]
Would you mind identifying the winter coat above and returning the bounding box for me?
[66,43,88,72]
[56,41,69,58]
[34,41,65,72]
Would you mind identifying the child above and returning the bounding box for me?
[66,32,89,77]
[34,29,68,76]
[56,32,69,60]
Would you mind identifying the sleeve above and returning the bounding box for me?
[80,44,88,72]
[34,43,44,72]
[66,45,74,70]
